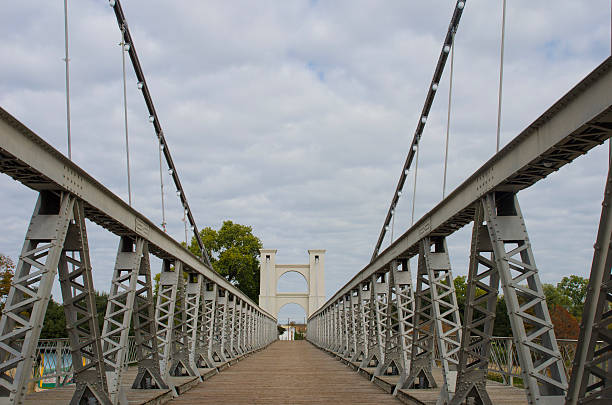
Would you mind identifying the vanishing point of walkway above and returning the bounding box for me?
[171,341,401,405]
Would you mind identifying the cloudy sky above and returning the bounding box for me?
[0,0,610,322]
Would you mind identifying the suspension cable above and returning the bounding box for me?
[108,0,212,266]
[370,1,467,261]
[442,30,455,199]
[158,141,167,232]
[63,0,71,160]
[411,143,420,225]
[496,0,507,153]
[121,32,132,206]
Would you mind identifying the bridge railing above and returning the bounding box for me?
[28,337,139,391]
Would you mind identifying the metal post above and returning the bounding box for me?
[57,196,112,404]
[0,192,105,404]
[418,237,462,404]
[362,272,388,371]
[102,236,159,403]
[211,288,228,362]
[484,192,567,404]
[201,282,218,367]
[352,281,370,362]
[185,272,204,373]
[404,241,438,390]
[226,294,237,358]
[450,202,498,405]
[130,243,167,391]
[391,259,416,393]
[343,294,353,358]
[155,259,182,382]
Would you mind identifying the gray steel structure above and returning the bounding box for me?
[309,57,612,405]
[0,107,277,405]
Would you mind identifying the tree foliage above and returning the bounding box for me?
[556,275,588,318]
[0,254,15,309]
[188,220,263,302]
[453,275,512,336]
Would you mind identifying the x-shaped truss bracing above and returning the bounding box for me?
[0,192,111,405]
[362,273,388,371]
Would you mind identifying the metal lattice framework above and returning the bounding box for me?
[308,57,612,405]
[484,193,567,403]
[362,274,388,370]
[450,203,499,405]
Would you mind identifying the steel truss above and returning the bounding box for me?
[380,259,415,392]
[362,273,388,370]
[352,282,371,362]
[185,272,206,373]
[226,295,238,357]
[0,192,111,404]
[349,289,360,360]
[201,282,218,366]
[566,158,612,404]
[404,240,438,390]
[342,294,353,358]
[156,260,195,384]
[211,289,229,362]
[456,192,567,405]
[102,236,167,404]
[450,202,498,405]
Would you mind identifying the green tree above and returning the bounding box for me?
[543,283,572,310]
[0,254,15,309]
[188,220,263,302]
[453,275,511,336]
[41,297,67,339]
[557,275,588,318]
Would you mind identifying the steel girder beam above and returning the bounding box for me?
[487,193,567,404]
[0,192,111,405]
[566,156,612,404]
[450,203,498,405]
[362,273,388,371]
[102,236,167,404]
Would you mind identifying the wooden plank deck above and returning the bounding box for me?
[23,365,218,405]
[318,346,528,404]
[170,340,402,404]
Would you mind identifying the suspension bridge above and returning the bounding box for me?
[0,0,611,404]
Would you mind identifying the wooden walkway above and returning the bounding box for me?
[170,340,401,405]
[21,341,529,404]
